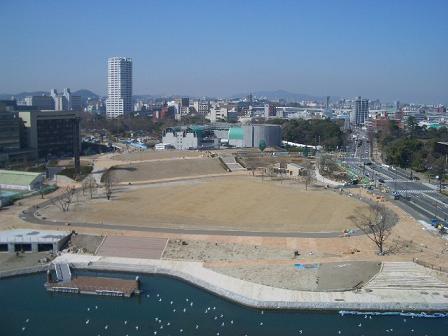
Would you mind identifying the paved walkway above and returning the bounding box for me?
[53,254,448,311]
[314,166,344,187]
[220,155,246,172]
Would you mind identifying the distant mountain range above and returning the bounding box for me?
[230,89,335,102]
[1,89,336,104]
[0,89,99,104]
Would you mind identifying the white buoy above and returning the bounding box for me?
[230,320,234,324]
[85,320,89,325]
[124,320,127,325]
[136,326,139,330]
[180,329,183,333]
[173,309,176,312]
[104,325,108,330]
[87,308,90,312]
[153,332,157,335]
[95,306,98,309]
[183,308,186,313]
[21,327,26,331]
[170,301,173,305]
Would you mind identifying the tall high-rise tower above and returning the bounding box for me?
[351,96,369,125]
[106,57,132,118]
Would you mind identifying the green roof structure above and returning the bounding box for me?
[228,127,244,140]
[0,169,43,189]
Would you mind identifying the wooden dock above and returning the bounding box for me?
[45,276,140,297]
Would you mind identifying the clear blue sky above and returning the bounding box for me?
[1,0,447,103]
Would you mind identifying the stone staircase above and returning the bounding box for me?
[365,262,448,291]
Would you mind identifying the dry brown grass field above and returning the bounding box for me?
[42,176,366,233]
[110,158,226,182]
[112,150,203,161]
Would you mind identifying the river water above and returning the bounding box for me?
[1,271,447,335]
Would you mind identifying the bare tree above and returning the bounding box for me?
[83,175,97,199]
[303,161,313,191]
[103,172,115,200]
[51,186,76,212]
[348,203,396,255]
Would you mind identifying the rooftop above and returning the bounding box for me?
[0,229,70,244]
[0,169,42,187]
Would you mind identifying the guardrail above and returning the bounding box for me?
[413,258,448,273]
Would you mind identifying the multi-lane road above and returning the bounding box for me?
[343,129,448,225]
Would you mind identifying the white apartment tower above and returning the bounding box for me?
[106,57,132,118]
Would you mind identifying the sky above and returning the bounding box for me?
[0,0,447,104]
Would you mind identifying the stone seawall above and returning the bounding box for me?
[0,264,49,279]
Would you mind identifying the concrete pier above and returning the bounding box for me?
[52,254,448,311]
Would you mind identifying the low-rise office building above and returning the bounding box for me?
[0,229,71,253]
[162,126,219,150]
[19,110,81,159]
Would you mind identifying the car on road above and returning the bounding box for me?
[378,178,385,183]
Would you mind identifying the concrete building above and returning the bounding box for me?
[228,125,282,148]
[106,57,133,118]
[0,101,36,166]
[209,106,238,122]
[195,101,210,115]
[18,110,81,159]
[50,88,81,111]
[24,95,55,110]
[0,169,44,191]
[0,109,21,153]
[162,126,219,150]
[352,97,369,125]
[0,229,71,253]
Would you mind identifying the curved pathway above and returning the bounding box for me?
[20,196,362,239]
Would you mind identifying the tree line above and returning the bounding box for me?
[377,117,448,176]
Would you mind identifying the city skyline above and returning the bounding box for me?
[1,0,447,104]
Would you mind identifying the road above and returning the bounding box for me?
[343,128,448,225]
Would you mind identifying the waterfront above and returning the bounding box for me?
[1,272,447,335]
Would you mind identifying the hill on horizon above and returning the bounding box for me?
[230,89,334,102]
[0,89,99,103]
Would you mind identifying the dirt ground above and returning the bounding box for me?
[67,233,103,254]
[0,252,52,272]
[40,176,366,232]
[163,239,295,261]
[207,261,381,291]
[112,150,203,161]
[110,158,226,183]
